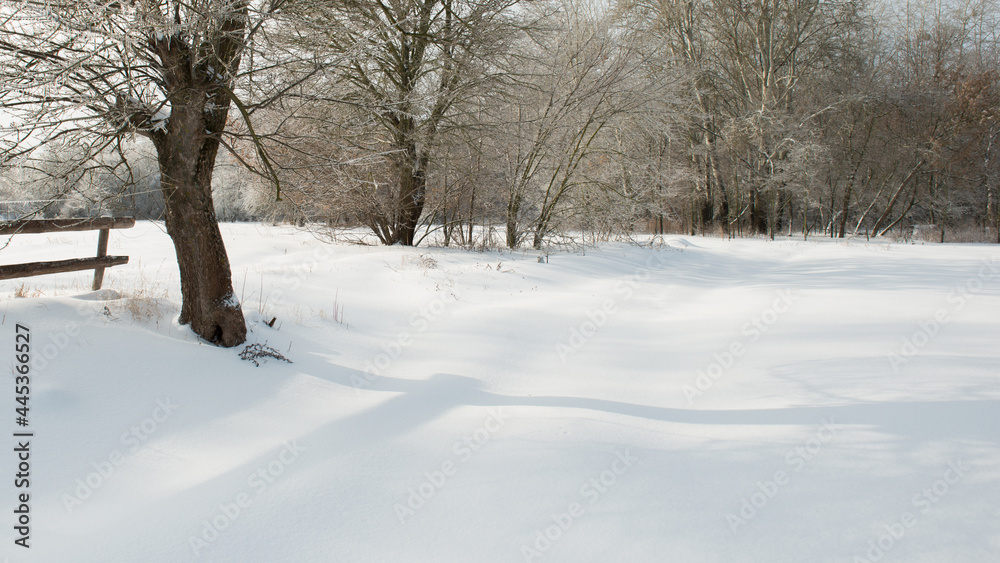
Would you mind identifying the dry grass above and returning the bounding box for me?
[122,289,167,323]
[12,282,42,298]
[317,289,347,327]
[402,254,438,270]
[111,270,170,324]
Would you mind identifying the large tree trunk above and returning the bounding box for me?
[152,18,247,347]
[396,149,427,246]
[153,85,246,347]
[136,3,249,346]
[506,191,522,248]
[749,188,768,234]
[711,156,730,237]
[147,8,248,347]
[837,181,852,238]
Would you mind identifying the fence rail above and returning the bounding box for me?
[0,217,135,236]
[0,217,135,290]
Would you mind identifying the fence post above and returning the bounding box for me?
[92,228,110,290]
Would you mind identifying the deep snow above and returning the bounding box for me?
[1,222,998,562]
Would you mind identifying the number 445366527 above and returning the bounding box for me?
[15,324,30,426]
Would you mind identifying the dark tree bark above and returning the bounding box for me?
[506,191,523,248]
[712,158,730,236]
[750,188,768,234]
[837,182,852,238]
[393,143,429,246]
[146,6,249,346]
[154,112,246,346]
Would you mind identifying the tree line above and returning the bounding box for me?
[249,0,1000,245]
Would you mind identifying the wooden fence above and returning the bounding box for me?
[0,217,135,290]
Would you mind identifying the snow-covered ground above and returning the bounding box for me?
[1,222,998,562]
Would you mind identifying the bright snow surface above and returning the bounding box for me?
[1,222,998,562]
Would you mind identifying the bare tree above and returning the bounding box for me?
[498,0,669,248]
[272,0,518,245]
[0,1,283,346]
[622,0,731,234]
